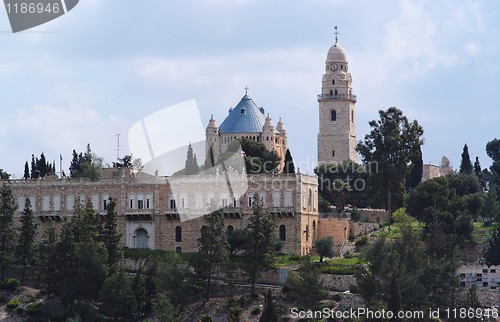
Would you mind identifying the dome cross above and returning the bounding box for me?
[334,26,339,44]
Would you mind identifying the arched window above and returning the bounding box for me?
[332,151,335,157]
[175,226,182,242]
[351,110,354,123]
[175,246,182,253]
[279,225,286,241]
[227,225,234,233]
[200,225,208,239]
[334,89,338,96]
[135,228,149,249]
[305,225,309,241]
[331,110,336,121]
[313,221,316,239]
[332,79,335,85]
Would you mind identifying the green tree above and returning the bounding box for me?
[357,223,458,314]
[100,269,137,318]
[260,289,278,322]
[0,183,16,281]
[408,174,480,240]
[152,293,186,322]
[39,223,58,294]
[69,144,102,180]
[474,156,482,177]
[357,107,424,210]
[314,160,370,209]
[313,237,334,262]
[54,201,108,302]
[132,262,147,311]
[487,138,500,194]
[283,257,328,309]
[480,189,500,221]
[242,202,277,294]
[221,138,279,174]
[101,198,121,274]
[407,145,423,191]
[197,210,229,302]
[283,148,295,174]
[484,225,500,265]
[16,198,37,284]
[38,152,48,178]
[184,143,200,175]
[30,154,37,179]
[23,161,30,180]
[227,228,248,256]
[156,253,202,308]
[460,144,473,175]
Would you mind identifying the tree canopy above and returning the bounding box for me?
[357,107,424,209]
[69,144,103,180]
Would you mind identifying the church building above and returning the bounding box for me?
[206,90,288,171]
[5,31,366,255]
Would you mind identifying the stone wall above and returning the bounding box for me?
[7,171,318,255]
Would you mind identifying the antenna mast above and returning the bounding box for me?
[115,134,121,160]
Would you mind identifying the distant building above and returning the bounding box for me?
[422,155,453,182]
[458,265,500,290]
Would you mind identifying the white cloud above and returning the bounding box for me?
[14,105,124,164]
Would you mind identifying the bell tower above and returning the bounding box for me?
[317,27,357,165]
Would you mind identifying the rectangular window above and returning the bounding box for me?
[491,269,496,273]
[170,199,176,209]
[138,200,144,209]
[103,199,108,210]
[130,199,134,209]
[146,198,150,209]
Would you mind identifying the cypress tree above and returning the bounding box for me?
[102,198,122,274]
[30,154,36,179]
[408,146,423,190]
[23,161,30,179]
[260,289,278,322]
[460,144,473,175]
[283,148,295,174]
[0,183,17,281]
[184,143,199,175]
[39,152,47,178]
[474,156,482,177]
[16,198,37,284]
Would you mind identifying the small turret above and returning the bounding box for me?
[262,113,275,133]
[277,117,286,133]
[206,115,219,135]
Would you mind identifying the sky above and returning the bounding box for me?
[0,0,499,178]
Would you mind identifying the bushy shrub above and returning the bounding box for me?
[0,278,20,291]
[26,301,42,316]
[7,298,20,310]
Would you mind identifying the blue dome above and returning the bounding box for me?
[219,94,266,134]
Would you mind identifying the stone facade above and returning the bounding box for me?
[422,155,453,182]
[317,40,357,164]
[8,167,319,255]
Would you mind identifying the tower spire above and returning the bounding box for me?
[334,26,339,44]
